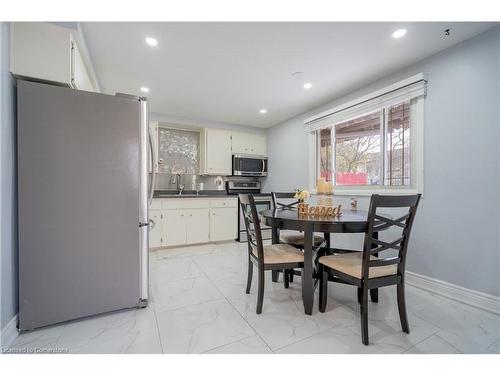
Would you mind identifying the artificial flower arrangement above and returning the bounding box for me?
[294,189,310,203]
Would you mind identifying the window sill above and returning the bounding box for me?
[311,187,421,197]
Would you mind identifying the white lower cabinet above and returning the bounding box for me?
[149,209,163,248]
[210,207,238,241]
[186,209,210,244]
[163,210,187,247]
[150,197,237,248]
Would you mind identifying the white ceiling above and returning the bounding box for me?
[82,22,496,128]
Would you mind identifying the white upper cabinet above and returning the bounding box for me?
[10,22,95,92]
[200,128,232,175]
[71,41,94,92]
[231,132,267,156]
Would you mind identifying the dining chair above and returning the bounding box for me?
[239,193,305,314]
[271,192,325,248]
[271,192,325,283]
[318,194,421,345]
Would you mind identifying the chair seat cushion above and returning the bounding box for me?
[280,231,324,246]
[252,243,304,264]
[319,252,397,279]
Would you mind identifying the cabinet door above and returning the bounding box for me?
[231,132,248,154]
[210,207,238,242]
[205,129,232,175]
[149,210,163,248]
[252,134,267,156]
[163,210,186,246]
[231,132,267,156]
[186,209,210,244]
[71,40,94,92]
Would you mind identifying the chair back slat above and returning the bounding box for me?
[239,194,264,264]
[361,194,421,279]
[271,192,300,210]
[369,256,401,267]
[369,237,404,254]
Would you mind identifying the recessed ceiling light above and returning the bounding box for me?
[140,87,149,93]
[392,29,407,39]
[259,109,267,114]
[303,82,313,89]
[145,37,158,46]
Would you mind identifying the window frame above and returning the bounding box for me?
[309,95,424,196]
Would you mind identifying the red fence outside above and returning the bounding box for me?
[335,172,368,185]
[319,171,368,185]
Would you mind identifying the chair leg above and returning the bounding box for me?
[283,269,289,289]
[289,269,294,282]
[319,266,328,313]
[357,287,362,304]
[370,288,379,303]
[272,270,279,282]
[245,258,253,294]
[256,268,265,314]
[360,285,369,345]
[397,283,410,334]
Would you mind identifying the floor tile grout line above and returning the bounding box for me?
[400,329,446,354]
[152,296,227,315]
[199,335,266,354]
[192,254,276,354]
[149,299,165,354]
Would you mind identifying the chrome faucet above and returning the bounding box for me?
[171,174,185,195]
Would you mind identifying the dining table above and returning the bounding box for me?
[260,206,379,315]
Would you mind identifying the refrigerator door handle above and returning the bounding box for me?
[139,97,149,302]
[148,125,157,206]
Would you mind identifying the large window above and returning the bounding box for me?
[318,102,412,188]
[308,75,425,194]
[316,101,415,195]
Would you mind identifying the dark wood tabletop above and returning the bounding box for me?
[260,208,372,233]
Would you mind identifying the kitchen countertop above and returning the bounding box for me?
[153,190,232,198]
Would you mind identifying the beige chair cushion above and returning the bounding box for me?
[319,252,397,279]
[280,230,324,246]
[252,243,304,264]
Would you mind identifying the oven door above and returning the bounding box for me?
[232,156,268,176]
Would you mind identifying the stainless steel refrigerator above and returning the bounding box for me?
[17,80,152,331]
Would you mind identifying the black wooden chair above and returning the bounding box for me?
[271,192,325,284]
[239,193,304,314]
[271,192,324,248]
[318,194,421,345]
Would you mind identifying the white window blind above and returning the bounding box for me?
[305,74,427,132]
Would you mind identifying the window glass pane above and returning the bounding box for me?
[319,128,332,182]
[385,102,410,186]
[335,111,381,185]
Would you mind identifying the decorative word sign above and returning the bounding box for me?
[298,202,342,218]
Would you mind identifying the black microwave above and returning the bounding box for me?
[232,154,268,176]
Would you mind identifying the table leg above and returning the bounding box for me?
[272,226,279,283]
[301,223,314,315]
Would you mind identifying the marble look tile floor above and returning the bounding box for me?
[8,241,500,354]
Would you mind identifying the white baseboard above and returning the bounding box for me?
[406,272,500,316]
[0,315,18,349]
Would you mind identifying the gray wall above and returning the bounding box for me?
[1,22,18,329]
[150,112,268,135]
[264,26,500,297]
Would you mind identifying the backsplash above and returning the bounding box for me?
[158,127,199,174]
[155,174,261,191]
